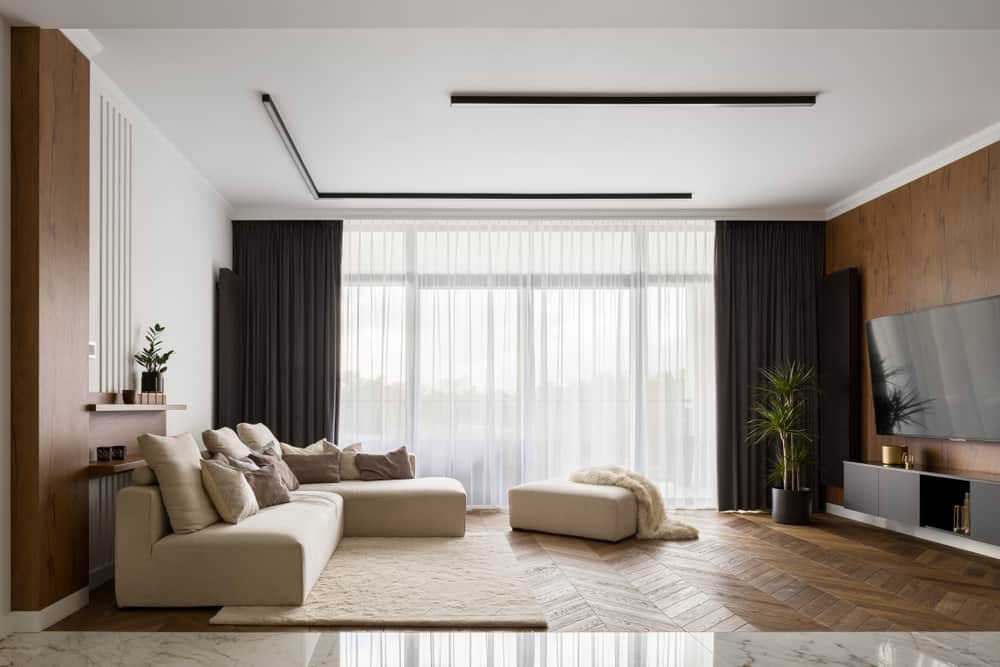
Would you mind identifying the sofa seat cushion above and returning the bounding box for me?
[300,477,466,537]
[508,480,637,542]
[135,491,343,606]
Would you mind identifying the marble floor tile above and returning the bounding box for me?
[711,631,1000,667]
[1,630,998,666]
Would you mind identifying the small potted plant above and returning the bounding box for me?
[747,361,818,525]
[134,323,174,393]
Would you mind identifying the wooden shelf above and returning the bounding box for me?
[88,456,148,478]
[86,403,187,413]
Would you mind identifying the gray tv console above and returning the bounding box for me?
[843,461,1000,548]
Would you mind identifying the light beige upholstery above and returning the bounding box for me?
[115,451,467,607]
[508,480,637,542]
[300,478,466,537]
[116,485,342,607]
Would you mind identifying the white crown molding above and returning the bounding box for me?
[231,206,826,221]
[9,587,88,633]
[825,119,1000,220]
[60,29,103,58]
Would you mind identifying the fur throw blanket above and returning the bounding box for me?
[569,466,699,540]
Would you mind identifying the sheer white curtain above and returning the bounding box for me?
[340,220,716,508]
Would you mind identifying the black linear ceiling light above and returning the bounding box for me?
[450,93,818,107]
[260,93,693,201]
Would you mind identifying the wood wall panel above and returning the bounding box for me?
[826,143,1000,477]
[11,28,91,611]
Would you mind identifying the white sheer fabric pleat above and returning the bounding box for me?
[340,220,716,508]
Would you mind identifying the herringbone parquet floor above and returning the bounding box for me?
[53,510,1000,632]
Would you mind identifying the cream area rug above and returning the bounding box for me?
[210,534,547,628]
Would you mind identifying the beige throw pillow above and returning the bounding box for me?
[355,446,414,481]
[338,443,364,480]
[249,444,300,491]
[201,456,259,524]
[138,432,220,533]
[282,451,341,483]
[202,426,254,459]
[243,464,291,508]
[237,423,283,458]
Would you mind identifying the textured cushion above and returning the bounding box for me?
[202,427,254,460]
[335,443,365,480]
[201,457,259,524]
[237,423,283,457]
[355,446,414,480]
[137,432,219,534]
[300,477,466,537]
[508,480,637,542]
[282,451,341,483]
[249,445,300,491]
[243,464,292,508]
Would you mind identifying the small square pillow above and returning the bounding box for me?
[201,456,259,523]
[237,423,283,458]
[249,443,300,491]
[202,426,254,459]
[242,464,291,508]
[138,432,220,533]
[338,444,364,480]
[355,446,414,481]
[281,451,341,483]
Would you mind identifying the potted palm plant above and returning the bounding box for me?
[747,361,817,525]
[134,323,174,393]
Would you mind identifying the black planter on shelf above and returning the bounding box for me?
[140,371,163,393]
[772,487,812,525]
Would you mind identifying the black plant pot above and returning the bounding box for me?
[772,488,812,525]
[140,371,163,393]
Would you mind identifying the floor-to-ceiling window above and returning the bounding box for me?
[340,220,716,508]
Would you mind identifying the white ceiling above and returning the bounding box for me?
[5,0,1000,29]
[72,27,1000,216]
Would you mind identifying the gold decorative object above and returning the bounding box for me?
[882,444,907,466]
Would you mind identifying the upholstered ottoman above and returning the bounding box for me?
[508,480,637,542]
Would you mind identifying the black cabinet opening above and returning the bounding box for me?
[919,475,970,533]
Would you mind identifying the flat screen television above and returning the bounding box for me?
[866,295,1000,442]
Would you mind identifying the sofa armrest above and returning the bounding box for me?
[116,485,170,565]
[408,452,416,476]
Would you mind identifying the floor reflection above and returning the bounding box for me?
[0,631,997,666]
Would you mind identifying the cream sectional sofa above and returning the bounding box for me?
[115,455,467,607]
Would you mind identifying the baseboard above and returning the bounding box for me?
[89,563,114,590]
[0,612,12,639]
[825,503,1000,560]
[9,587,89,632]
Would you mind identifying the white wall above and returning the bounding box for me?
[0,17,12,640]
[90,67,232,439]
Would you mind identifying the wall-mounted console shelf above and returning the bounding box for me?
[88,456,148,479]
[86,403,187,412]
[844,461,1000,548]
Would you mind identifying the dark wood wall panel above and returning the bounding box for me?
[11,28,91,611]
[826,142,1000,478]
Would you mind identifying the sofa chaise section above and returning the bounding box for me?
[116,485,343,607]
[301,477,467,537]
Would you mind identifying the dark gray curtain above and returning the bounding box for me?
[715,221,825,511]
[233,221,343,445]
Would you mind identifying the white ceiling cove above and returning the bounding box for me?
[71,27,1000,215]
